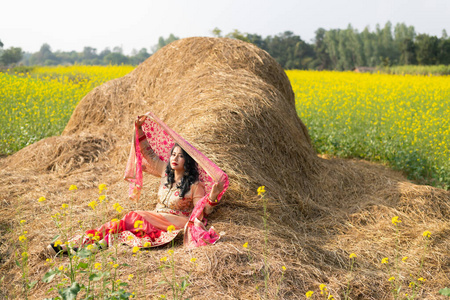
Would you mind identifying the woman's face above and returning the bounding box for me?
[170,146,185,172]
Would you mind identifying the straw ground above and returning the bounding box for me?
[1,37,449,299]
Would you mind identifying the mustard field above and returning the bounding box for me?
[287,70,450,189]
[1,66,449,189]
[0,66,134,154]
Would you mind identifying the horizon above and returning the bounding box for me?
[1,0,449,55]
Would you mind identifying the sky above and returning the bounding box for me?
[1,0,449,55]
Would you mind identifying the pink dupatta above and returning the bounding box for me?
[124,111,229,248]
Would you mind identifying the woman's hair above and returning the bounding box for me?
[165,144,199,198]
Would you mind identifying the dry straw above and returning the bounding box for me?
[1,37,449,299]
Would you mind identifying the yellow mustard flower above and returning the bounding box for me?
[54,240,62,247]
[113,203,123,213]
[113,264,119,269]
[98,195,106,202]
[88,200,98,210]
[111,218,119,223]
[116,279,121,284]
[127,235,134,241]
[143,242,152,247]
[160,256,167,262]
[349,253,357,259]
[328,295,334,300]
[418,277,425,282]
[381,257,389,264]
[99,183,107,194]
[22,252,28,258]
[58,265,64,271]
[38,196,46,202]
[134,220,144,228]
[168,249,174,255]
[422,231,431,238]
[167,225,176,233]
[20,220,26,224]
[128,274,134,280]
[19,235,27,242]
[402,256,408,262]
[132,246,140,253]
[388,276,395,282]
[282,266,286,271]
[69,185,77,191]
[305,291,314,298]
[319,284,327,291]
[257,186,266,196]
[61,203,68,209]
[243,242,248,248]
[391,216,401,225]
[190,257,197,263]
[94,262,102,270]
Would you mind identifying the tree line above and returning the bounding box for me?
[1,23,449,70]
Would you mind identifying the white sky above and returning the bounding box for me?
[1,0,449,54]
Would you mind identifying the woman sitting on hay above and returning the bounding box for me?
[47,112,228,255]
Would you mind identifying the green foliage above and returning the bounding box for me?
[0,47,23,66]
[439,288,450,296]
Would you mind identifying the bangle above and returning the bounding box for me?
[207,195,219,206]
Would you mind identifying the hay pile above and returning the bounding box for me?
[1,37,449,299]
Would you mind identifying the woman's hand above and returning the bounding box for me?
[135,115,147,128]
[209,181,224,201]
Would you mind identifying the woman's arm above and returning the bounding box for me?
[136,115,166,177]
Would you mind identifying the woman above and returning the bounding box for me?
[48,113,227,255]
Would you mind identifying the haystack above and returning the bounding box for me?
[1,37,449,299]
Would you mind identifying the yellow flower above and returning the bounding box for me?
[38,196,46,202]
[127,235,134,241]
[422,231,431,238]
[113,203,123,213]
[87,245,94,250]
[381,257,389,264]
[319,284,327,291]
[167,225,176,233]
[69,185,77,191]
[94,262,102,270]
[160,256,167,262]
[128,274,134,280]
[391,216,401,225]
[61,203,68,209]
[20,220,26,224]
[305,291,314,298]
[54,240,62,247]
[409,282,415,288]
[160,295,166,299]
[19,235,27,242]
[402,256,408,262]
[58,265,64,271]
[190,257,197,263]
[134,220,144,228]
[282,266,286,271]
[388,276,395,282]
[349,253,357,259]
[88,200,98,210]
[113,264,119,269]
[257,185,266,196]
[143,242,152,247]
[21,252,28,258]
[168,249,174,255]
[116,279,121,284]
[328,295,334,300]
[418,277,425,282]
[132,246,140,253]
[99,183,107,194]
[243,242,248,248]
[111,218,119,222]
[98,195,106,202]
